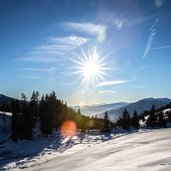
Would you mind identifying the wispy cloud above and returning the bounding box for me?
[154,0,163,8]
[61,71,75,76]
[36,44,72,51]
[63,22,107,35]
[28,50,64,56]
[49,36,89,46]
[61,82,76,86]
[21,67,56,74]
[17,35,89,63]
[97,80,129,87]
[152,45,171,50]
[16,56,59,63]
[125,14,157,27]
[36,36,89,52]
[113,18,123,30]
[20,75,43,79]
[98,90,117,94]
[143,19,158,58]
[111,13,157,30]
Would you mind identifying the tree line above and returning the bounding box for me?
[1,92,171,142]
[115,103,171,130]
[0,91,113,142]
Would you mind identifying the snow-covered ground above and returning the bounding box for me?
[1,110,171,171]
[23,128,171,171]
[1,128,171,171]
[0,111,12,142]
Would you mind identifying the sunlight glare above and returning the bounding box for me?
[71,47,109,87]
[79,101,86,108]
[83,59,99,78]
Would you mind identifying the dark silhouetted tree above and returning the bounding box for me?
[166,110,171,123]
[132,110,140,129]
[102,111,111,133]
[158,111,166,128]
[39,91,59,134]
[146,105,157,127]
[30,91,39,126]
[11,100,20,143]
[10,90,105,138]
[21,93,33,140]
[117,108,130,130]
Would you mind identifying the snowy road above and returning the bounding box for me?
[22,128,171,171]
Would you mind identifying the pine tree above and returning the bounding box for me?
[132,110,140,129]
[11,100,20,142]
[21,93,27,101]
[158,111,166,128]
[39,94,51,134]
[30,91,39,126]
[120,108,130,130]
[39,95,46,133]
[102,111,111,133]
[22,100,33,139]
[167,111,171,123]
[77,108,81,115]
[146,105,157,128]
[39,91,59,134]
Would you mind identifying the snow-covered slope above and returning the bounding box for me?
[20,128,171,171]
[0,111,12,141]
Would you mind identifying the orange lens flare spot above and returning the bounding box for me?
[60,120,77,138]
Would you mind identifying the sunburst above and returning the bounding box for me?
[70,47,109,88]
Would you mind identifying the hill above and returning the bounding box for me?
[10,128,171,171]
[0,94,15,106]
[107,98,171,121]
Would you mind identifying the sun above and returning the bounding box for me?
[71,47,109,87]
[79,52,103,81]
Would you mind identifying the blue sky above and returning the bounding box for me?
[0,0,171,105]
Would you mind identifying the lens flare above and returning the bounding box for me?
[60,120,77,138]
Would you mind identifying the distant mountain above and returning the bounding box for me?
[107,98,171,121]
[0,94,15,106]
[72,102,129,117]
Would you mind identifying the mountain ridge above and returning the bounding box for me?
[0,94,16,106]
[106,97,171,121]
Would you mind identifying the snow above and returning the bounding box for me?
[1,110,171,171]
[22,128,171,171]
[0,129,170,171]
[0,112,12,141]
[163,108,171,113]
[0,111,12,116]
[0,122,114,171]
